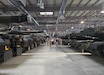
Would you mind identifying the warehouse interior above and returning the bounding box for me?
[0,0,104,75]
[1,0,104,32]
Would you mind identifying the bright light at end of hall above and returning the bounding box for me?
[80,21,84,24]
[27,29,30,31]
[19,25,22,27]
[40,12,53,15]
[100,10,104,13]
[71,27,74,29]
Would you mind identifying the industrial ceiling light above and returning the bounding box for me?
[100,10,104,13]
[71,27,74,29]
[19,25,22,27]
[27,29,30,31]
[80,21,84,24]
[40,12,53,15]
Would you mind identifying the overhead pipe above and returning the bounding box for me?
[56,0,67,30]
[37,0,44,9]
[56,0,67,23]
[8,0,40,26]
[59,0,67,16]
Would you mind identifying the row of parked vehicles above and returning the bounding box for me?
[62,27,104,57]
[0,30,45,62]
[0,14,46,62]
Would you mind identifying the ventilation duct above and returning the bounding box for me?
[37,0,44,9]
[56,0,67,23]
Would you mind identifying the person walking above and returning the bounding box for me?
[46,37,49,46]
[55,37,59,47]
[50,38,54,47]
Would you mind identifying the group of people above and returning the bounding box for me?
[46,37,62,47]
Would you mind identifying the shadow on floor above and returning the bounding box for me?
[86,55,104,65]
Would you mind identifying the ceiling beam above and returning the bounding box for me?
[0,1,7,7]
[77,0,83,7]
[29,21,79,24]
[1,5,101,11]
[65,0,74,15]
[34,16,88,20]
[84,0,91,6]
[34,16,104,23]
[78,0,91,17]
[27,0,38,17]
[91,0,100,6]
[73,0,83,16]
[31,20,104,24]
[34,15,104,21]
[68,11,73,17]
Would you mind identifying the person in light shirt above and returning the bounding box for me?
[50,38,54,47]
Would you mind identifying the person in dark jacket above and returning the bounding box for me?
[10,35,17,56]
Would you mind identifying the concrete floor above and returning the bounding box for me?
[0,45,104,75]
